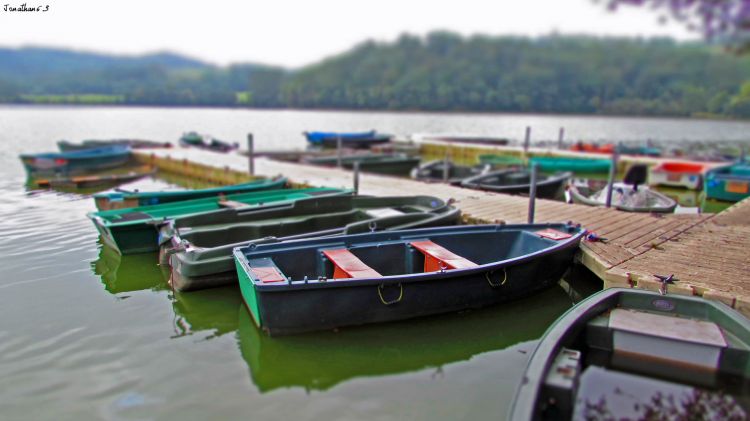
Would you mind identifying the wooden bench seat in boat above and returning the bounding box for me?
[410,240,478,272]
[322,249,381,279]
[247,257,288,284]
[585,308,731,387]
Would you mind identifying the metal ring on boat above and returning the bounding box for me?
[486,267,508,288]
[378,283,403,305]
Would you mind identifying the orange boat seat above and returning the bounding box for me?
[322,249,381,279]
[410,240,478,272]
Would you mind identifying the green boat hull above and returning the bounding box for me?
[529,157,611,173]
[88,188,346,255]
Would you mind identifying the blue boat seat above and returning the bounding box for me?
[410,240,477,272]
[322,249,381,279]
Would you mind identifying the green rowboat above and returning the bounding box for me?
[529,156,611,173]
[93,177,287,210]
[88,188,347,255]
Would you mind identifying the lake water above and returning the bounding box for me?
[1,106,746,420]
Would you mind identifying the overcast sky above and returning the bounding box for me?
[0,0,696,67]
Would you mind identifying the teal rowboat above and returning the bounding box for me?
[88,188,347,255]
[510,288,750,420]
[529,156,611,174]
[705,163,750,202]
[93,177,287,210]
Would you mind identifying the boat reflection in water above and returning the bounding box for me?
[237,285,576,393]
[92,238,169,294]
[170,286,242,339]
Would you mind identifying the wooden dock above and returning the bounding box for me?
[134,147,750,317]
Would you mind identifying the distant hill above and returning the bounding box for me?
[1,34,749,118]
[282,33,750,118]
[0,47,210,83]
[0,46,284,106]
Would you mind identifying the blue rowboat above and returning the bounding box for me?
[234,223,584,335]
[93,177,288,210]
[705,163,750,202]
[19,145,131,175]
[304,130,393,149]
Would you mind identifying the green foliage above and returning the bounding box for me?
[19,94,124,104]
[0,35,749,118]
[282,34,750,118]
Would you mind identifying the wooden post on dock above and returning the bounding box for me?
[353,161,360,195]
[558,127,565,150]
[528,163,538,223]
[523,126,531,153]
[337,136,343,168]
[605,149,619,208]
[443,150,450,183]
[247,133,254,176]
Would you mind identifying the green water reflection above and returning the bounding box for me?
[92,235,595,395]
[92,240,169,294]
[171,286,242,339]
[236,286,574,393]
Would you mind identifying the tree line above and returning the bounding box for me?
[1,34,749,118]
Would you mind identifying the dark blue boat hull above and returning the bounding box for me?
[235,224,584,335]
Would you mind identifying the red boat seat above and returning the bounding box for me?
[322,249,381,279]
[410,240,478,272]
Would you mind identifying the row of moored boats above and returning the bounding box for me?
[18,133,750,419]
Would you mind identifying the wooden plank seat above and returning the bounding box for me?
[322,248,381,279]
[248,258,288,284]
[410,240,478,272]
